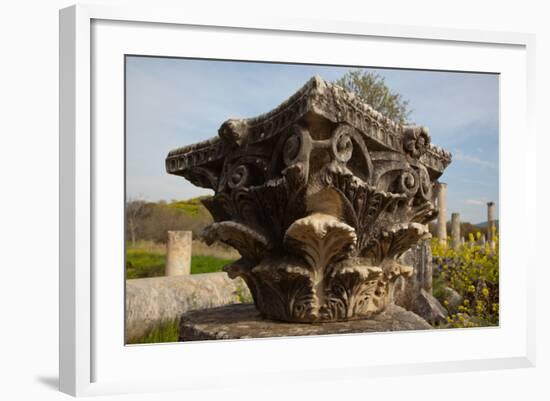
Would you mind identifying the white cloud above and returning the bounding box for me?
[465,199,489,206]
[454,150,497,169]
[458,178,496,188]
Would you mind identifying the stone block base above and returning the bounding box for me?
[125,273,251,341]
[179,303,432,341]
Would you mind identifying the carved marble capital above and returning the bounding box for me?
[166,76,451,322]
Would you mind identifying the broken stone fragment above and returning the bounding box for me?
[415,288,448,325]
[443,286,463,314]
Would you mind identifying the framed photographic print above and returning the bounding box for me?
[59,4,536,397]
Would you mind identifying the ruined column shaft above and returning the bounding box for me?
[479,234,486,247]
[437,182,448,246]
[487,201,496,244]
[165,231,192,276]
[451,213,461,250]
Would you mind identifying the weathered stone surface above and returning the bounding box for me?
[125,273,251,341]
[415,288,448,325]
[396,240,433,298]
[167,76,452,323]
[443,286,463,314]
[394,241,447,325]
[179,303,432,341]
[394,239,443,324]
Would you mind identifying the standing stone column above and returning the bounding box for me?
[479,234,486,248]
[165,231,192,276]
[451,213,461,250]
[436,182,448,246]
[487,201,496,247]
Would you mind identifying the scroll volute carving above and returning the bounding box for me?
[166,76,451,323]
[277,124,312,187]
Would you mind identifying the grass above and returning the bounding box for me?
[128,318,180,344]
[125,246,236,279]
[190,255,235,274]
[126,248,165,279]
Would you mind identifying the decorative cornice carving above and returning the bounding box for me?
[166,76,451,184]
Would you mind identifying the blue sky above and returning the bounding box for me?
[126,56,499,224]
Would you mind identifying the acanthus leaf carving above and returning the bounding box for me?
[201,221,270,262]
[364,222,432,264]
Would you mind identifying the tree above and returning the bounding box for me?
[126,199,149,246]
[334,70,411,124]
[125,198,214,245]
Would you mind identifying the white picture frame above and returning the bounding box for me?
[59,4,536,397]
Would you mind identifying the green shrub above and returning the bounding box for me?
[168,197,207,216]
[431,228,499,328]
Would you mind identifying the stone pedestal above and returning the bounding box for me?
[165,230,192,276]
[167,76,451,323]
[179,304,431,341]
